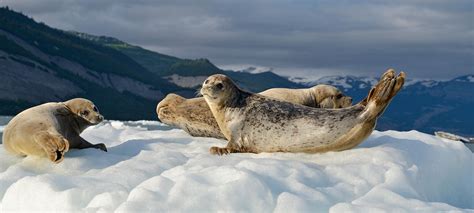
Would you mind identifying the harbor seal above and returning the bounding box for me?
[200,69,405,155]
[157,85,352,139]
[157,94,225,139]
[3,98,106,163]
[260,85,352,108]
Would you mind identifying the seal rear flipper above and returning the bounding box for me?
[359,69,405,121]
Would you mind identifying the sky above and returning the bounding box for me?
[2,0,473,80]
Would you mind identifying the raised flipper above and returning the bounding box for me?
[359,69,405,121]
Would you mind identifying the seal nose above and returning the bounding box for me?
[97,115,104,122]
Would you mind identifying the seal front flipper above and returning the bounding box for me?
[209,146,232,155]
[93,143,107,152]
[33,131,70,163]
[69,135,107,152]
[209,140,243,155]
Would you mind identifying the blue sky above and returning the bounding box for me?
[3,0,473,79]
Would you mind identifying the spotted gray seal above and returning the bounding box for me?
[3,98,107,163]
[200,69,405,155]
[157,85,352,139]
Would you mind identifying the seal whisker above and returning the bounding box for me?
[195,87,203,97]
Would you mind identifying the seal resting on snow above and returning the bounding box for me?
[157,85,352,139]
[3,98,107,163]
[200,69,405,155]
[260,85,352,108]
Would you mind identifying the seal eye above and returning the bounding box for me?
[336,94,343,99]
[82,110,89,116]
[204,80,209,84]
[93,106,98,112]
[216,83,224,90]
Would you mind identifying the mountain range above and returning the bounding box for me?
[0,7,472,136]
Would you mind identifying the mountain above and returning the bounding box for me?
[70,32,301,92]
[0,7,300,120]
[299,74,474,136]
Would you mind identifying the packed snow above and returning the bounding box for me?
[0,120,472,212]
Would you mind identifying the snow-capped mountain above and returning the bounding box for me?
[234,66,274,74]
[295,75,474,91]
[298,75,379,90]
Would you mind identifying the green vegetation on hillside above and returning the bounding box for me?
[165,59,223,76]
[0,34,35,58]
[108,45,181,76]
[68,31,183,76]
[225,71,301,92]
[69,32,224,77]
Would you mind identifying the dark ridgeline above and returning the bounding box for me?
[0,7,472,136]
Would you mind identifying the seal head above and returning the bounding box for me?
[64,98,104,125]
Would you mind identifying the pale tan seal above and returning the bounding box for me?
[260,85,352,108]
[157,85,352,139]
[200,69,405,155]
[157,94,225,139]
[3,98,106,163]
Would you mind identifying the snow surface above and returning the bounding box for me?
[0,120,473,212]
[468,76,474,83]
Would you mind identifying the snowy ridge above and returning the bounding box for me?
[223,65,274,74]
[299,75,379,90]
[164,74,208,88]
[0,121,472,211]
[294,74,474,91]
[238,66,274,74]
[454,75,474,83]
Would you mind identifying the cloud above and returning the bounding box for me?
[2,0,472,79]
